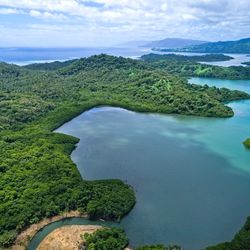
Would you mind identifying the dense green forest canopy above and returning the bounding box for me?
[154,38,250,54]
[24,59,78,71]
[83,228,129,250]
[149,53,233,62]
[141,54,250,79]
[141,53,250,145]
[83,228,181,250]
[0,54,250,248]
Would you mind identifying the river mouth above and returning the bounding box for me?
[29,77,250,250]
[27,218,118,250]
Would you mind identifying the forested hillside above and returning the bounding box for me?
[143,37,207,48]
[0,54,249,248]
[148,53,233,62]
[155,38,250,53]
[141,54,250,79]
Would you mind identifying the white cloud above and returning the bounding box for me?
[29,10,41,17]
[29,10,68,20]
[0,7,22,14]
[0,0,249,46]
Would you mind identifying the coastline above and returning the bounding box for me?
[11,210,87,250]
[36,225,102,250]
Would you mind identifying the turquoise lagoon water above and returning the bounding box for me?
[30,78,250,250]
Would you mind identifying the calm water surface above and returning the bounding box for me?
[198,53,250,67]
[1,47,249,66]
[0,47,151,65]
[52,78,250,250]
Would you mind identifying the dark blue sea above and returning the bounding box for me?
[1,47,249,66]
[0,47,152,65]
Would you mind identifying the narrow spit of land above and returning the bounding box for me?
[37,225,102,250]
[12,211,87,250]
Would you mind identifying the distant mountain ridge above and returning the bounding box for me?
[121,40,151,47]
[157,38,250,54]
[121,38,208,48]
[143,38,208,48]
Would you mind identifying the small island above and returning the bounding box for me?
[242,61,250,66]
[149,53,233,62]
[243,138,250,149]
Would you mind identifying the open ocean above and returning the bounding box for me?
[1,47,249,66]
[0,47,152,65]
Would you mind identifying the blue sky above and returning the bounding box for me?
[0,0,249,47]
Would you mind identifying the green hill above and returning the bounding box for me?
[143,38,207,48]
[24,59,77,71]
[157,38,250,53]
[141,53,250,80]
[0,54,249,248]
[142,53,233,62]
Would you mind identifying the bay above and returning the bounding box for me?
[53,78,250,250]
